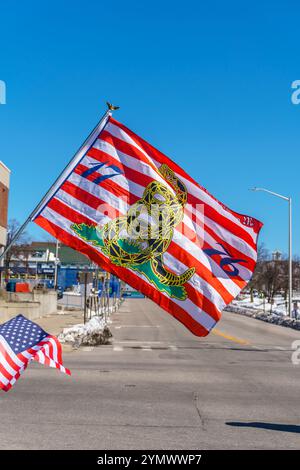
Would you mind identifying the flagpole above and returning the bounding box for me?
[0,102,118,262]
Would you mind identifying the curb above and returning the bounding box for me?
[225,305,300,331]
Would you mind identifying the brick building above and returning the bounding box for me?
[0,160,10,255]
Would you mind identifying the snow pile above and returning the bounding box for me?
[225,303,300,331]
[59,316,112,348]
[231,295,289,316]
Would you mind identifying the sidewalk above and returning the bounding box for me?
[36,310,85,352]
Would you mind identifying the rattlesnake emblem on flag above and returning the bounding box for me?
[71,164,195,300]
[33,114,263,336]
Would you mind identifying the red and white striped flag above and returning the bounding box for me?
[33,114,262,336]
[0,314,70,392]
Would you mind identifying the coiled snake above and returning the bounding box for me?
[71,164,195,300]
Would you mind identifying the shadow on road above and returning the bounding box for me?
[226,422,300,434]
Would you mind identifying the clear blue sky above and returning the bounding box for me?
[0,0,299,255]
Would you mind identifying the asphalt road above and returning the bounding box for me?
[0,298,300,450]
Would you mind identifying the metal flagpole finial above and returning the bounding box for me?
[106,101,120,112]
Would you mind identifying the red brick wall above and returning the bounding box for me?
[0,182,8,228]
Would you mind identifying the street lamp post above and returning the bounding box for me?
[54,239,60,289]
[251,187,292,317]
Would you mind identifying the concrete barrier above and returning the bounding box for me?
[0,290,57,323]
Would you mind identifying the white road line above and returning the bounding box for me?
[114,340,164,344]
[251,345,289,351]
[114,325,160,329]
[112,341,179,352]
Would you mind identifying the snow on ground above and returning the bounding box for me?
[58,307,116,347]
[227,294,300,330]
[232,294,289,317]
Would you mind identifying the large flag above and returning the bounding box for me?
[33,115,262,336]
[0,314,70,392]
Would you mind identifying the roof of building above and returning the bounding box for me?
[0,161,11,173]
[30,241,91,265]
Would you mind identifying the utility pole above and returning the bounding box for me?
[251,187,292,317]
[54,239,60,288]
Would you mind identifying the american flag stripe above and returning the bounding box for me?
[49,336,59,363]
[45,336,60,364]
[32,336,70,374]
[3,368,26,392]
[0,340,22,372]
[33,116,262,336]
[0,373,10,389]
[0,336,26,367]
[34,350,70,375]
[17,339,68,373]
[0,336,26,390]
[0,366,13,384]
[0,350,19,379]
[0,359,16,380]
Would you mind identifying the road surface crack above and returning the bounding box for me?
[193,392,207,431]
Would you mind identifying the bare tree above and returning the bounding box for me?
[4,219,31,280]
[263,261,286,308]
[293,257,300,293]
[257,242,270,262]
[247,243,270,301]
[247,245,300,310]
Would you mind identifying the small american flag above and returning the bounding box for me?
[0,314,71,392]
